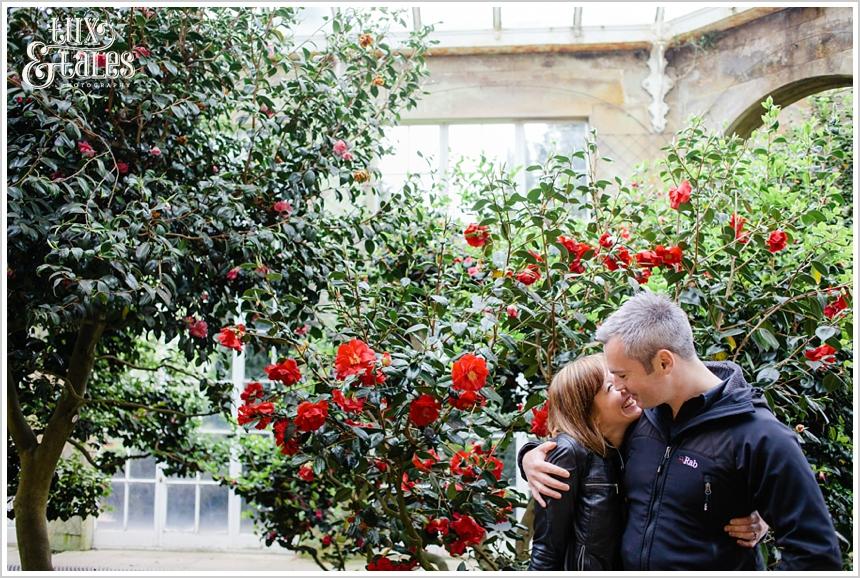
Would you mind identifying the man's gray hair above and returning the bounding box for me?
[594,291,696,372]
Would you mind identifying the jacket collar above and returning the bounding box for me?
[642,361,765,440]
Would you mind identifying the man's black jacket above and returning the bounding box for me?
[519,361,842,570]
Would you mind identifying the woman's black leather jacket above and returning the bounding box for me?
[527,432,625,571]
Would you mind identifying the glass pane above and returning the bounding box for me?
[243,344,274,379]
[240,497,257,534]
[502,5,573,29]
[448,123,516,175]
[199,485,229,534]
[128,456,156,479]
[582,4,658,27]
[380,125,440,176]
[165,484,197,532]
[523,122,588,191]
[420,5,492,31]
[126,483,155,530]
[200,412,231,432]
[662,5,705,22]
[292,7,332,37]
[97,482,125,530]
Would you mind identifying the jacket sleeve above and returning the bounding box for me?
[528,441,582,571]
[739,418,842,570]
[517,440,540,481]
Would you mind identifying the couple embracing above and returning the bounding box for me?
[520,291,842,571]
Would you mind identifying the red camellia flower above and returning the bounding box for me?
[531,403,549,437]
[295,324,310,337]
[463,223,490,247]
[295,400,329,432]
[635,268,653,285]
[804,344,838,364]
[425,517,450,537]
[668,180,692,209]
[401,472,416,493]
[516,263,541,285]
[366,556,418,571]
[265,359,302,386]
[322,535,332,547]
[527,249,544,263]
[506,304,518,319]
[226,266,240,281]
[635,250,660,268]
[452,354,489,392]
[273,419,300,455]
[216,324,246,352]
[78,140,96,158]
[450,445,503,481]
[598,232,614,249]
[449,390,486,410]
[730,213,750,244]
[95,53,107,68]
[359,365,386,386]
[655,245,683,269]
[411,449,439,472]
[237,401,274,429]
[132,45,151,59]
[381,352,392,367]
[332,389,365,414]
[185,317,208,339]
[298,464,315,482]
[767,230,788,253]
[273,200,293,216]
[116,161,129,175]
[334,339,377,380]
[240,381,264,404]
[408,394,441,427]
[824,295,848,319]
[447,513,486,556]
[333,139,350,158]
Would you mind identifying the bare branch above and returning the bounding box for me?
[85,397,218,419]
[95,354,201,380]
[67,438,100,469]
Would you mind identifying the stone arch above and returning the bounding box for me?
[725,74,853,138]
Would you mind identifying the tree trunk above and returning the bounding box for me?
[14,452,55,570]
[11,319,105,571]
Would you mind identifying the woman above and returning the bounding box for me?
[528,353,766,570]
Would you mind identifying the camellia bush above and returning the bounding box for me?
[223,96,852,569]
[6,6,430,570]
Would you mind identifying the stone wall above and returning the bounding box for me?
[402,6,853,181]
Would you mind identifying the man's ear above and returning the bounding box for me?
[656,349,674,374]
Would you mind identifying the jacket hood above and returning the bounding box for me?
[644,360,770,436]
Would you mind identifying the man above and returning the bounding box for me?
[520,291,842,570]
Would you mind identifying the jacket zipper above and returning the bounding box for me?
[639,445,673,569]
[584,482,620,494]
[577,544,586,570]
[704,478,712,512]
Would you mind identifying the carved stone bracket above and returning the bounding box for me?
[642,40,673,133]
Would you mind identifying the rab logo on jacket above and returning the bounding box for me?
[678,455,698,469]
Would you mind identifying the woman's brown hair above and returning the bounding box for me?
[546,353,607,456]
